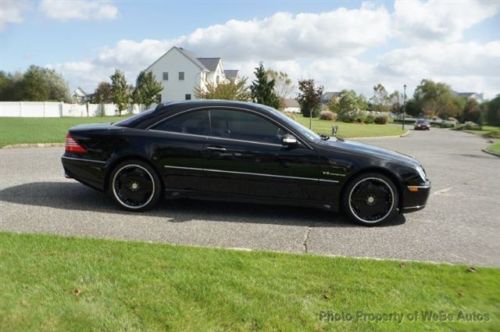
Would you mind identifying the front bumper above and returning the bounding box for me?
[401,181,431,213]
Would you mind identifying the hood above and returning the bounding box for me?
[320,138,420,167]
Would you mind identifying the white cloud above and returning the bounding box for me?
[394,0,500,42]
[377,41,500,98]
[0,0,30,30]
[40,0,118,21]
[182,4,391,60]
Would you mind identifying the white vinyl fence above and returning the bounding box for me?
[0,102,151,117]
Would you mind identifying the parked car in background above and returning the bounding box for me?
[62,101,431,226]
[414,119,431,130]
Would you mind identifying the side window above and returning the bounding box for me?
[179,72,185,80]
[152,110,209,136]
[209,109,286,144]
[162,72,168,81]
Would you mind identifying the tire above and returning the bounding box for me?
[109,160,161,211]
[342,172,399,226]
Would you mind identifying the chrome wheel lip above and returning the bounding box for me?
[112,164,155,209]
[348,177,395,224]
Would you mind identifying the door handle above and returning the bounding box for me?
[207,146,227,152]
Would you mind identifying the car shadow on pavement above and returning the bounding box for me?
[0,181,406,228]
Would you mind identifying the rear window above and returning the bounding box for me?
[114,108,156,127]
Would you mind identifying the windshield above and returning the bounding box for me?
[264,106,322,142]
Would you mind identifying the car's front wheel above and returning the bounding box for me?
[342,172,399,226]
[109,160,161,211]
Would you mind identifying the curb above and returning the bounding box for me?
[2,143,65,149]
[481,148,500,158]
[348,130,410,140]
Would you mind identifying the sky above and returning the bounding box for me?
[1,0,500,99]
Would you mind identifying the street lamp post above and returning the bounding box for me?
[402,84,407,131]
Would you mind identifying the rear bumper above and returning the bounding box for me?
[401,181,431,213]
[61,155,107,191]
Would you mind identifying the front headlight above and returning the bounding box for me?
[416,165,427,182]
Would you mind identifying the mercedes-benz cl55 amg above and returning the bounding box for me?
[62,100,430,225]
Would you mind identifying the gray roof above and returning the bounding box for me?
[321,91,341,103]
[283,98,299,107]
[145,46,209,72]
[224,69,239,80]
[197,58,221,71]
[177,47,209,71]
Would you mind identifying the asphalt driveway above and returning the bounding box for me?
[1,128,499,266]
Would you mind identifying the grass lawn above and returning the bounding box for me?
[458,125,500,155]
[486,140,500,154]
[0,116,125,147]
[1,114,405,147]
[0,232,498,331]
[292,115,405,138]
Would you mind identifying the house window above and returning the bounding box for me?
[185,94,191,100]
[216,76,220,84]
[162,72,168,81]
[179,72,185,80]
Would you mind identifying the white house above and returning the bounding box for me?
[145,46,239,102]
[453,91,484,103]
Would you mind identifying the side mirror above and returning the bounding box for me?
[282,134,298,146]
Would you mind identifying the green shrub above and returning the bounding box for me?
[319,110,337,121]
[374,115,388,124]
[365,115,375,124]
[485,130,500,138]
[440,121,456,128]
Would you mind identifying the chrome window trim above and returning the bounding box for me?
[62,156,106,165]
[163,165,338,184]
[148,129,284,148]
[146,106,313,150]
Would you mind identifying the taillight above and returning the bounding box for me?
[65,133,87,154]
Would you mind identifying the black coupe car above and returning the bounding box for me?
[62,100,430,225]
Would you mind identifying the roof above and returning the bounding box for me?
[321,91,341,102]
[224,70,239,80]
[197,58,221,71]
[283,98,299,108]
[73,87,88,97]
[145,46,209,72]
[452,91,484,100]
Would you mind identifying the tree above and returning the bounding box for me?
[413,79,464,119]
[92,82,113,103]
[297,79,323,118]
[0,66,70,102]
[266,69,294,109]
[19,66,71,102]
[338,90,367,113]
[250,63,280,109]
[405,98,420,117]
[388,90,402,113]
[487,95,500,126]
[133,71,163,107]
[370,83,390,112]
[110,70,129,115]
[195,78,250,101]
[462,98,481,123]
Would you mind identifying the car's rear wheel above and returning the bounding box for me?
[342,172,399,226]
[109,160,161,211]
